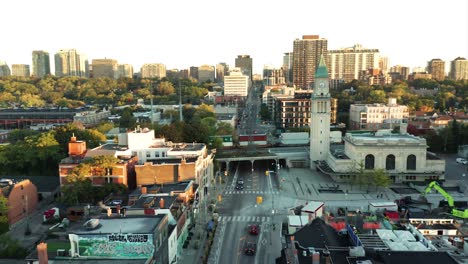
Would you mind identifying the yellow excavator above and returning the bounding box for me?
[423,181,468,219]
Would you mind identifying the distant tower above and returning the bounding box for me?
[310,56,330,167]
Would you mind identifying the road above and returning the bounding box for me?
[439,153,468,181]
[212,160,282,264]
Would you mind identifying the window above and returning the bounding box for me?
[146,152,151,158]
[365,154,375,169]
[386,155,396,170]
[155,152,160,158]
[406,155,416,170]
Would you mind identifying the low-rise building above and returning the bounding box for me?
[0,179,38,225]
[350,98,409,131]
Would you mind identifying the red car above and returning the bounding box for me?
[249,224,259,235]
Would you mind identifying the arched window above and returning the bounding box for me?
[365,154,375,169]
[407,155,416,170]
[386,155,396,170]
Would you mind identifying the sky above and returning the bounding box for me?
[1,0,467,75]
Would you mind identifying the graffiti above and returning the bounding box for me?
[89,241,154,257]
[108,234,149,243]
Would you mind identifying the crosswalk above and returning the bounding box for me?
[223,190,279,195]
[217,215,271,223]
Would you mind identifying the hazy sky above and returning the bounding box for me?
[1,0,467,74]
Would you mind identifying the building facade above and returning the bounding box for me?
[198,64,215,82]
[427,58,445,81]
[328,44,380,83]
[223,68,249,96]
[283,52,293,85]
[263,65,286,86]
[449,57,468,80]
[117,64,134,78]
[216,63,229,83]
[389,65,410,81]
[310,56,331,164]
[350,98,409,130]
[293,35,328,89]
[189,66,198,81]
[32,50,51,78]
[235,55,253,81]
[54,49,89,77]
[0,179,38,225]
[11,64,30,77]
[0,61,10,77]
[141,63,166,79]
[92,59,118,78]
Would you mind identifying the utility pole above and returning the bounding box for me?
[150,81,154,124]
[179,81,183,122]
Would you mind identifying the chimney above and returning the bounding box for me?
[141,187,147,194]
[37,242,48,264]
[159,198,165,209]
[70,133,76,142]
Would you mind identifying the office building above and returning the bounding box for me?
[216,62,229,83]
[350,98,409,131]
[427,58,445,81]
[141,63,166,79]
[11,64,30,77]
[32,50,51,78]
[449,57,468,80]
[235,55,252,81]
[0,61,11,76]
[54,49,89,77]
[117,64,134,78]
[198,64,215,82]
[293,35,328,89]
[379,56,389,74]
[283,52,293,85]
[223,68,249,96]
[91,59,118,78]
[263,65,285,85]
[328,44,380,83]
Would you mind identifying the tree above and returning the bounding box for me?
[157,81,175,96]
[259,103,271,121]
[119,107,137,129]
[0,196,8,232]
[373,169,391,191]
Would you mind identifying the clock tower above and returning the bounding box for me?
[310,55,330,167]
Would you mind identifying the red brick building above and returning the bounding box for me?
[0,179,38,225]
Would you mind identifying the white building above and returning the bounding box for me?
[223,67,249,96]
[317,127,445,183]
[350,98,409,131]
[54,49,89,77]
[328,44,380,82]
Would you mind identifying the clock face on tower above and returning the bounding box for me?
[319,80,325,89]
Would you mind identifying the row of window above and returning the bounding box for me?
[365,154,416,170]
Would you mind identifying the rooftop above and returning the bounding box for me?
[70,215,164,235]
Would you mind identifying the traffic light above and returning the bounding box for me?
[256,196,263,204]
[217,194,222,202]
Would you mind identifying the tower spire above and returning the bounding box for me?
[315,55,329,78]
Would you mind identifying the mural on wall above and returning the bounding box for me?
[77,234,154,259]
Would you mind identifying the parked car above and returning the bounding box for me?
[237,178,244,185]
[244,242,256,256]
[456,158,468,165]
[248,224,259,235]
[236,184,244,190]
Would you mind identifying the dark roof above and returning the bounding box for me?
[376,250,458,264]
[4,176,60,193]
[294,217,351,249]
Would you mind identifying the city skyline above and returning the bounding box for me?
[1,0,467,75]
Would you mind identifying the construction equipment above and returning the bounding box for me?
[423,181,468,219]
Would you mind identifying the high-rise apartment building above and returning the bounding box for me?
[54,49,89,77]
[11,64,30,77]
[117,64,134,78]
[282,52,293,85]
[0,61,10,77]
[141,63,166,79]
[427,58,445,81]
[293,35,328,89]
[223,68,249,96]
[235,55,253,81]
[328,44,380,83]
[198,65,215,82]
[216,63,229,83]
[92,59,118,78]
[32,50,50,78]
[449,57,468,80]
[189,66,199,81]
[389,65,410,81]
[379,56,389,74]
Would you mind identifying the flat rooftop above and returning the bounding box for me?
[70,216,164,235]
[345,131,426,145]
[170,143,205,152]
